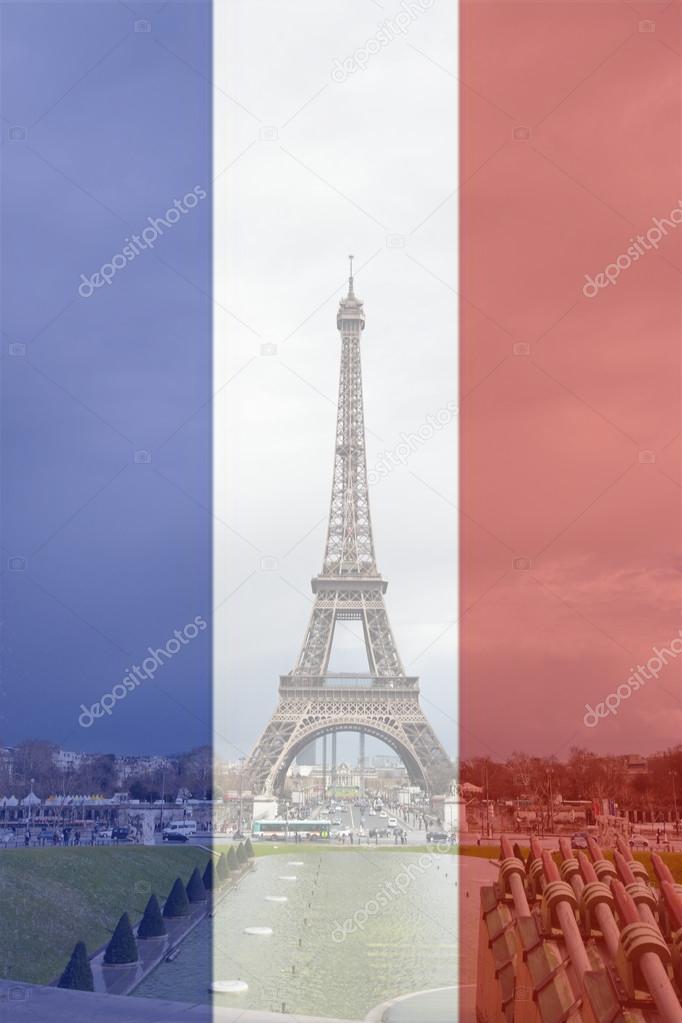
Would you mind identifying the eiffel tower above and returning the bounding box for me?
[247,259,451,797]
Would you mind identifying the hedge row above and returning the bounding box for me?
[58,843,254,990]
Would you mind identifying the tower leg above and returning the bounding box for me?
[322,735,327,801]
[359,730,365,797]
[331,732,337,798]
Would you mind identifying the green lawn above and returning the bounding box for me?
[0,845,211,984]
[454,844,502,860]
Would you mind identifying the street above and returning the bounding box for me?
[305,799,433,846]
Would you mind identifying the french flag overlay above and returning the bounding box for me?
[1,1,213,1010]
[461,3,682,1021]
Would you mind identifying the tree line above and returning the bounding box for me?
[0,740,213,801]
[460,746,682,814]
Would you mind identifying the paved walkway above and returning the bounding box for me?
[90,864,251,995]
[0,983,352,1022]
[366,986,458,1022]
[92,899,208,996]
[458,854,500,1023]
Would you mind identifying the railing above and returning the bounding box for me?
[280,674,419,690]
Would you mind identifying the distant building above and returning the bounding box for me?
[0,747,16,776]
[626,755,648,776]
[371,754,403,770]
[114,754,173,783]
[52,750,90,771]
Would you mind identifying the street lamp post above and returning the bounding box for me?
[238,757,245,835]
[548,770,554,835]
[671,772,679,837]
[484,765,490,839]
[28,778,34,831]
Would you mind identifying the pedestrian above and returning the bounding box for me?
[75,830,80,846]
[24,829,30,847]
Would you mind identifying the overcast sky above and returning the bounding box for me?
[213,0,458,765]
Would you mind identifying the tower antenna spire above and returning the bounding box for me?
[348,254,354,296]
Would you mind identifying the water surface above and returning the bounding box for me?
[135,850,456,1020]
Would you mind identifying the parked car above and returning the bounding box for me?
[427,831,449,843]
[111,826,131,843]
[570,832,589,849]
[387,817,398,828]
[630,834,650,849]
[164,830,189,842]
[96,827,113,840]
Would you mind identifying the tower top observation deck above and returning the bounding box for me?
[337,255,365,333]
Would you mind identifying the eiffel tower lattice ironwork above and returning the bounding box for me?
[247,260,451,796]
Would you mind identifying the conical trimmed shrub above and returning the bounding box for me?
[236,842,247,866]
[163,877,190,918]
[202,858,215,891]
[104,912,138,964]
[245,837,254,859]
[227,846,239,871]
[186,865,207,902]
[216,852,229,882]
[58,941,94,991]
[138,894,166,939]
